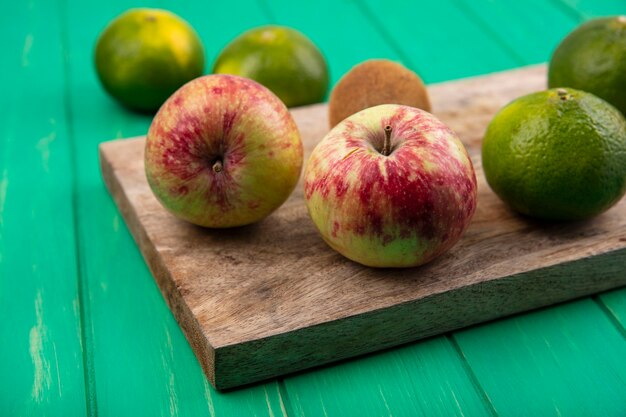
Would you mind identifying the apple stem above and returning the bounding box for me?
[382,125,392,156]
[212,160,223,173]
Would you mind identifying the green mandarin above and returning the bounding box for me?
[482,88,626,220]
[213,25,329,107]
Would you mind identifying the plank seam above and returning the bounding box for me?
[58,0,98,415]
[549,0,588,21]
[447,334,500,417]
[356,1,424,76]
[592,296,626,341]
[448,0,527,66]
[257,0,278,23]
[277,379,296,417]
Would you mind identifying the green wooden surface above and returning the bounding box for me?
[452,0,579,64]
[454,299,626,416]
[2,0,626,416]
[0,1,86,415]
[361,0,524,82]
[282,338,495,417]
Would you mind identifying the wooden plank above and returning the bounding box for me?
[599,291,626,333]
[453,0,581,64]
[282,337,495,417]
[361,0,523,83]
[0,1,87,415]
[63,0,286,414]
[453,299,626,416]
[164,0,272,71]
[100,65,626,389]
[261,0,402,86]
[557,0,626,19]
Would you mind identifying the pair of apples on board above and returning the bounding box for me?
[145,61,476,268]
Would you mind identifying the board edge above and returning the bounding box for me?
[212,247,626,389]
[98,140,219,386]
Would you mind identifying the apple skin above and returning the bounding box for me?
[304,104,477,267]
[145,74,303,227]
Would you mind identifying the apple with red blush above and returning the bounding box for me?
[145,74,303,227]
[304,104,477,267]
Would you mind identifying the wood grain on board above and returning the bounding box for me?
[99,65,626,389]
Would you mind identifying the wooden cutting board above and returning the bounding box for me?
[99,65,626,390]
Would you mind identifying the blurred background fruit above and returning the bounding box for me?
[212,25,329,107]
[482,88,626,221]
[95,8,205,112]
[548,16,626,115]
[328,59,431,128]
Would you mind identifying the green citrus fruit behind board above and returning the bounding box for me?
[482,88,626,221]
[548,16,626,115]
[95,8,205,112]
[212,25,329,107]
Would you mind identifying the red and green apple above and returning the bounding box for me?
[304,104,477,267]
[145,74,303,227]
